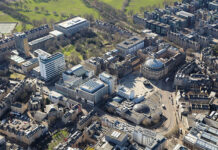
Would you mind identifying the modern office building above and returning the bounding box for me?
[116,36,144,56]
[39,52,66,81]
[77,78,108,106]
[99,72,117,94]
[54,17,90,37]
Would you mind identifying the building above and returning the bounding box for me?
[39,52,66,81]
[28,92,42,111]
[24,24,50,41]
[9,55,26,67]
[21,58,39,73]
[55,64,94,99]
[133,126,166,149]
[14,33,30,57]
[77,78,108,106]
[141,48,185,80]
[105,129,128,146]
[176,11,195,26]
[173,144,189,150]
[54,17,90,37]
[116,36,144,56]
[33,49,51,57]
[99,72,117,94]
[145,20,170,35]
[49,91,64,104]
[49,30,64,40]
[84,57,104,75]
[10,102,27,114]
[117,86,135,100]
[0,119,46,145]
[28,34,54,51]
[183,123,218,150]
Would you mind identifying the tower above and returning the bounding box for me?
[14,33,30,57]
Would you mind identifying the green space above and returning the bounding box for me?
[0,11,32,32]
[101,0,126,10]
[11,0,99,21]
[62,45,83,59]
[126,0,176,13]
[9,72,26,80]
[48,129,69,150]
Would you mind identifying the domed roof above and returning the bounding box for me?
[145,58,164,69]
[133,103,150,114]
[145,59,164,70]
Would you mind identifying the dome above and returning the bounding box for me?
[133,103,150,114]
[145,59,164,70]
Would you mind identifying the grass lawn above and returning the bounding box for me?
[100,0,126,10]
[126,0,176,14]
[11,0,99,22]
[0,11,32,32]
[9,72,26,80]
[48,129,69,150]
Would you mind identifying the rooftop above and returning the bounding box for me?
[28,34,54,46]
[49,30,63,37]
[144,58,164,70]
[80,78,104,93]
[106,129,127,143]
[116,36,144,50]
[22,58,38,67]
[58,17,87,29]
[10,55,25,64]
[176,11,194,18]
[34,49,51,57]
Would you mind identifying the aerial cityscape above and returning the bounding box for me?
[0,0,217,150]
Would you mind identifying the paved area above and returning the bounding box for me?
[119,72,154,97]
[0,22,17,34]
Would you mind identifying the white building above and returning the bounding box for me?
[99,72,117,94]
[54,17,90,37]
[39,52,65,81]
[117,86,135,100]
[49,91,63,104]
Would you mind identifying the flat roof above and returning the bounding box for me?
[80,78,104,93]
[10,55,25,64]
[176,11,194,18]
[28,34,54,46]
[22,58,38,67]
[117,36,144,50]
[58,17,87,29]
[106,129,127,143]
[34,49,51,57]
[49,30,63,37]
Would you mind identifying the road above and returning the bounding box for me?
[151,80,179,136]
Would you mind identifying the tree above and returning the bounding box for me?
[53,11,58,16]
[34,6,39,13]
[21,22,27,31]
[45,10,49,15]
[128,9,134,17]
[41,7,45,13]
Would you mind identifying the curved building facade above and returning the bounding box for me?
[142,58,167,80]
[141,49,185,80]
